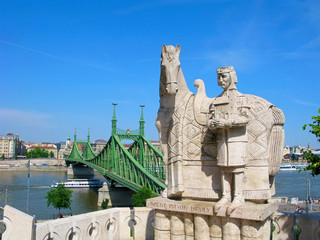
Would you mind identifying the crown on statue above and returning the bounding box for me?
[216,66,235,74]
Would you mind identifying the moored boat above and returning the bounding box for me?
[295,164,308,170]
[279,165,297,171]
[51,179,104,188]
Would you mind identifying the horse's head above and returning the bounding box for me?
[160,44,181,95]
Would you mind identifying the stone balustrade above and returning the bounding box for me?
[2,205,154,240]
[2,204,320,240]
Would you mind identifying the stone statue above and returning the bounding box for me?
[150,45,285,239]
[208,66,250,215]
[156,44,285,203]
[156,44,193,198]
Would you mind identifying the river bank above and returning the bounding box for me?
[0,171,100,219]
[0,158,67,172]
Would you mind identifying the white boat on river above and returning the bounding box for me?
[279,164,309,171]
[279,165,297,171]
[51,179,105,188]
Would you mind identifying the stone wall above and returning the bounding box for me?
[3,205,320,240]
[272,212,320,240]
[2,205,154,240]
[2,205,34,240]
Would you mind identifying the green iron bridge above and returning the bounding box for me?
[66,105,166,195]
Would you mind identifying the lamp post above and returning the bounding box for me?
[306,171,310,214]
[26,152,31,214]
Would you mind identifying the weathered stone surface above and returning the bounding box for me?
[98,182,111,206]
[209,216,222,240]
[194,214,210,240]
[184,213,194,237]
[154,210,170,231]
[147,197,278,222]
[155,229,170,240]
[2,205,34,240]
[222,217,241,240]
[170,212,185,235]
[3,205,156,240]
[156,45,285,203]
[241,218,270,240]
[150,44,285,240]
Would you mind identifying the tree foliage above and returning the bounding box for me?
[26,147,49,158]
[101,198,109,209]
[131,186,156,207]
[45,184,73,216]
[49,151,54,158]
[302,109,320,176]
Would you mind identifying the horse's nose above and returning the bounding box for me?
[166,83,178,95]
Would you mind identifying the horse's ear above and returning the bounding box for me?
[176,44,181,55]
[162,44,166,54]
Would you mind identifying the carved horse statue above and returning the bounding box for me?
[156,44,285,200]
[156,44,193,197]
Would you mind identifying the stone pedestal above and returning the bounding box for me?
[67,165,74,176]
[67,164,94,176]
[147,197,278,240]
[98,182,112,207]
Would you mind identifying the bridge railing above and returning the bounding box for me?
[116,128,140,135]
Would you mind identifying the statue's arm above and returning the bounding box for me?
[232,107,249,127]
[208,106,249,129]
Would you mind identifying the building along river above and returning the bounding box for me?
[1,169,320,220]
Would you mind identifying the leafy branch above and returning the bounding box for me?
[301,109,320,176]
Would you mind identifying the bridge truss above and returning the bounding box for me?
[66,106,166,195]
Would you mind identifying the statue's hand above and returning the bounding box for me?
[215,119,232,128]
[208,119,217,129]
[208,119,231,129]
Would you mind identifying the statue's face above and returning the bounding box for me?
[218,72,231,90]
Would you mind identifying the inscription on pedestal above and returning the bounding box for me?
[148,199,213,215]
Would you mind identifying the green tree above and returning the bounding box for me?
[26,147,49,158]
[302,109,320,176]
[101,198,109,209]
[49,151,54,158]
[0,154,4,160]
[131,186,156,207]
[45,184,73,217]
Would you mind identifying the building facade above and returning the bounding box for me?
[25,142,58,158]
[91,139,107,154]
[0,133,24,158]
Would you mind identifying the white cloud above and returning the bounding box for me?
[0,108,54,128]
[194,49,258,73]
[0,40,124,74]
[292,99,320,107]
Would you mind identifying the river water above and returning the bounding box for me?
[1,170,320,220]
[0,170,105,219]
[274,170,320,200]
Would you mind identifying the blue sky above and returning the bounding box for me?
[1,0,319,148]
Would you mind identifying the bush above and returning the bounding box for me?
[301,109,320,176]
[131,186,156,207]
[101,199,109,209]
